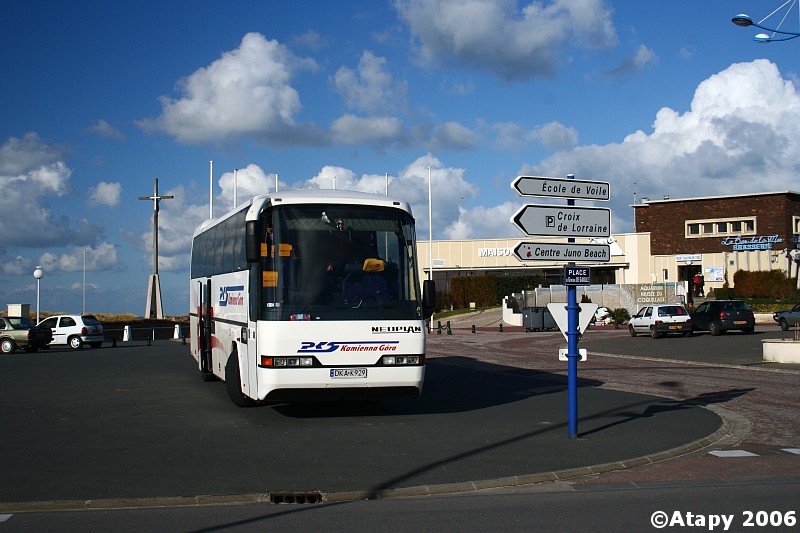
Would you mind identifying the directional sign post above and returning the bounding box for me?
[512,173,612,439]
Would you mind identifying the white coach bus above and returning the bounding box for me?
[189,189,435,406]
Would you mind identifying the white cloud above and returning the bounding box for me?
[38,243,118,273]
[330,115,405,144]
[395,0,617,80]
[0,133,103,249]
[607,44,658,78]
[334,51,406,113]
[530,121,579,151]
[137,32,318,145]
[84,119,124,140]
[522,59,800,232]
[428,121,479,151]
[1,255,33,275]
[217,165,279,212]
[444,201,521,240]
[88,181,122,207]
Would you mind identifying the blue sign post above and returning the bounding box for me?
[511,172,611,438]
[565,176,579,438]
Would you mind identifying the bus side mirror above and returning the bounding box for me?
[422,280,436,317]
[246,221,259,263]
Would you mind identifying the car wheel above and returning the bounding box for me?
[709,322,722,336]
[629,324,637,337]
[780,318,789,331]
[1,338,16,354]
[68,336,83,349]
[650,327,661,339]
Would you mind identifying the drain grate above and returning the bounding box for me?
[269,492,324,505]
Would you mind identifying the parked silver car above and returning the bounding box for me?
[37,314,104,349]
[773,303,800,331]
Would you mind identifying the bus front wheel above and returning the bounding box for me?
[225,352,257,407]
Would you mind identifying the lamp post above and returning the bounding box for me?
[732,11,800,42]
[33,266,43,324]
[427,166,433,331]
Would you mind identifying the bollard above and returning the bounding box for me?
[123,325,131,342]
[471,324,476,334]
[446,321,452,335]
[437,320,442,335]
[147,337,151,346]
[173,324,182,339]
[499,323,504,332]
[182,332,186,345]
[112,335,117,348]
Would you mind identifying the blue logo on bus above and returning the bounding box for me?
[219,285,245,306]
[298,341,399,353]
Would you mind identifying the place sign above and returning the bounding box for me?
[513,242,610,262]
[511,204,611,238]
[511,175,610,201]
[564,266,591,285]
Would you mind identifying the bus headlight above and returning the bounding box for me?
[382,355,422,365]
[261,356,315,367]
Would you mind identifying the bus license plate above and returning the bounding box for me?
[331,368,367,379]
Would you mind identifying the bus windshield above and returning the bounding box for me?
[259,203,422,321]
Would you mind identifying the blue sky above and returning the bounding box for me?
[2,0,799,316]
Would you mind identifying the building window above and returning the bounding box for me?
[793,216,800,234]
[685,217,756,239]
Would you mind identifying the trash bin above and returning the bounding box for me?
[523,307,545,331]
[542,307,556,330]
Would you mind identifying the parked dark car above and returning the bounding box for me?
[690,300,755,335]
[773,303,800,331]
[0,316,53,353]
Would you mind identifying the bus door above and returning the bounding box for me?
[199,279,213,374]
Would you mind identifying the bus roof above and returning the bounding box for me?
[193,189,414,238]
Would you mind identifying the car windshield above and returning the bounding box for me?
[82,315,101,326]
[6,317,34,329]
[658,306,686,316]
[724,301,750,311]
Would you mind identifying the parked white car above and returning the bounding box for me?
[37,314,104,349]
[629,304,691,339]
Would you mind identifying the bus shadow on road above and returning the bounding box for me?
[272,356,603,418]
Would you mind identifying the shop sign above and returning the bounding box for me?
[478,247,512,257]
[720,235,783,251]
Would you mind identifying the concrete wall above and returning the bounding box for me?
[519,282,684,316]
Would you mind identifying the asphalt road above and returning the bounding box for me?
[1,320,798,513]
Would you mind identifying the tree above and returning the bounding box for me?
[606,308,631,329]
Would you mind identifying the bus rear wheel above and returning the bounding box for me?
[225,352,257,407]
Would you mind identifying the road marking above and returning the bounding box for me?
[781,448,800,454]
[0,514,12,522]
[709,450,759,457]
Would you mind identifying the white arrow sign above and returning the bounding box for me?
[511,204,611,238]
[547,303,598,342]
[512,175,610,201]
[513,242,611,263]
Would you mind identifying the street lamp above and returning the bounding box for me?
[732,11,800,42]
[33,266,43,324]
